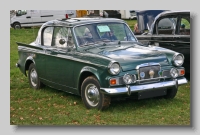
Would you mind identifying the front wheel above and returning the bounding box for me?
[13,23,21,29]
[81,76,110,110]
[28,63,43,89]
[164,87,178,99]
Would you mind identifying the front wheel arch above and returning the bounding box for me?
[78,71,97,95]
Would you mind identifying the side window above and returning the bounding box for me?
[157,17,177,35]
[52,27,75,48]
[21,10,27,15]
[43,27,54,46]
[179,17,190,35]
[16,10,27,16]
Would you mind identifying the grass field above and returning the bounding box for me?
[10,21,190,125]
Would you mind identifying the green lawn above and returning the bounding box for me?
[10,23,190,125]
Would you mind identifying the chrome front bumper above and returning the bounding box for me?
[100,77,188,96]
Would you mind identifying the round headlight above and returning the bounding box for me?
[173,53,184,66]
[170,68,178,78]
[108,62,120,75]
[123,74,133,84]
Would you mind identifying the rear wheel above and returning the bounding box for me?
[81,76,110,110]
[28,63,43,89]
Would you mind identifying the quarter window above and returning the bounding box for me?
[43,27,54,46]
[179,17,190,35]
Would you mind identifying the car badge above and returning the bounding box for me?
[149,69,155,78]
[140,72,145,79]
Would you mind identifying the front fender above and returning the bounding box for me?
[80,66,100,79]
[79,66,105,86]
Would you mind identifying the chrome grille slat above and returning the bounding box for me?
[162,70,171,78]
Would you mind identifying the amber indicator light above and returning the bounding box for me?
[110,79,116,85]
[180,69,185,75]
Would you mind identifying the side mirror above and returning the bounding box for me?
[59,38,66,45]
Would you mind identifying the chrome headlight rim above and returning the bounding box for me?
[170,68,179,78]
[108,61,120,75]
[123,73,133,84]
[172,53,184,67]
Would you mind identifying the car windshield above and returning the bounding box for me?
[74,22,137,46]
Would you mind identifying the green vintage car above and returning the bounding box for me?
[16,18,188,110]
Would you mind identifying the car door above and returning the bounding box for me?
[27,10,42,26]
[42,26,76,92]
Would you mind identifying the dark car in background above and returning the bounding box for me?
[135,10,167,33]
[135,10,190,75]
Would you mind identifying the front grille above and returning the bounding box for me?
[138,65,160,80]
[110,64,172,86]
[162,70,171,78]
[118,77,124,85]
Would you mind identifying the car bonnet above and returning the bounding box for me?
[85,44,170,71]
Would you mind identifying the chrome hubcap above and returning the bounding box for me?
[30,69,38,87]
[85,84,100,107]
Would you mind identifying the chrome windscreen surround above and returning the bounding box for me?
[136,63,161,84]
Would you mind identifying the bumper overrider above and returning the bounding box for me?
[100,77,188,96]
